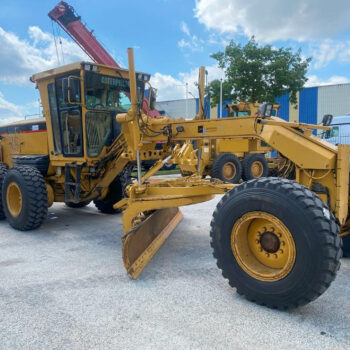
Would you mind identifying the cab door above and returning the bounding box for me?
[51,74,83,158]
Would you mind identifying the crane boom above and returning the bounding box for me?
[48,1,160,117]
[48,2,118,67]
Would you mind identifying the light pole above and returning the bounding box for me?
[220,78,223,118]
[185,82,189,118]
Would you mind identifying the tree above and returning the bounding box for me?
[206,80,234,107]
[210,37,311,105]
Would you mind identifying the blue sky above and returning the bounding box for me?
[0,0,350,123]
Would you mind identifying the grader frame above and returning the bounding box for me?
[0,48,348,309]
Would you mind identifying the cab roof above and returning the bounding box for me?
[331,115,350,125]
[31,61,150,82]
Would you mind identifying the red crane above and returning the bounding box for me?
[48,1,159,117]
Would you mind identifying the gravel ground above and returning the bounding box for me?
[0,196,350,350]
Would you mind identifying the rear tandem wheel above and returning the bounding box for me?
[2,166,48,230]
[0,164,8,220]
[210,177,342,309]
[241,153,268,181]
[211,153,242,183]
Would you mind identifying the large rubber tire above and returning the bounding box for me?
[65,201,91,208]
[211,153,242,183]
[94,178,123,214]
[210,177,342,309]
[242,153,268,181]
[0,164,8,220]
[342,235,350,257]
[2,166,48,230]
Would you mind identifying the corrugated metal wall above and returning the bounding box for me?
[195,97,211,118]
[216,100,232,118]
[299,87,318,125]
[156,98,197,119]
[317,84,350,123]
[276,94,289,121]
[156,83,350,122]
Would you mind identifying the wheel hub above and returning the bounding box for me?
[6,182,22,217]
[251,160,263,178]
[223,162,236,180]
[231,212,296,282]
[260,231,280,253]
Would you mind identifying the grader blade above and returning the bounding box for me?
[122,207,183,279]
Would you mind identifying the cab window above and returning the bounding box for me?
[55,72,83,157]
[47,83,62,154]
[325,126,339,139]
[84,72,143,112]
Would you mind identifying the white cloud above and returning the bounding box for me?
[180,21,190,36]
[178,21,204,52]
[194,0,350,42]
[0,92,22,116]
[0,26,89,85]
[0,92,25,124]
[0,92,42,125]
[151,64,225,101]
[305,75,350,87]
[178,35,204,52]
[312,40,350,69]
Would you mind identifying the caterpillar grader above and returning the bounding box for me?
[179,80,280,183]
[0,48,348,309]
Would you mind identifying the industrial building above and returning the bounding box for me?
[156,97,210,119]
[157,83,350,123]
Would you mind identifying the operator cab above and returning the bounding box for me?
[32,62,149,159]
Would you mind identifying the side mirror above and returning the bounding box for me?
[62,76,81,104]
[322,114,333,126]
[258,103,273,118]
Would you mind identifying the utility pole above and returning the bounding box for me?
[220,78,223,118]
[185,82,189,118]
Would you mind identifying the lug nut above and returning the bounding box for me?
[279,249,284,254]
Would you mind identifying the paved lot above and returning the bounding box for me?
[1,196,350,350]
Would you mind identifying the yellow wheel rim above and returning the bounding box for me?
[231,212,296,282]
[6,182,23,217]
[222,162,236,180]
[251,160,264,178]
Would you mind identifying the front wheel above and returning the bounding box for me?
[210,177,341,309]
[66,201,91,208]
[162,162,176,171]
[0,164,8,219]
[94,178,123,214]
[342,235,350,257]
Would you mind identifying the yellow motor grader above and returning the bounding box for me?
[180,72,280,183]
[0,48,348,309]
